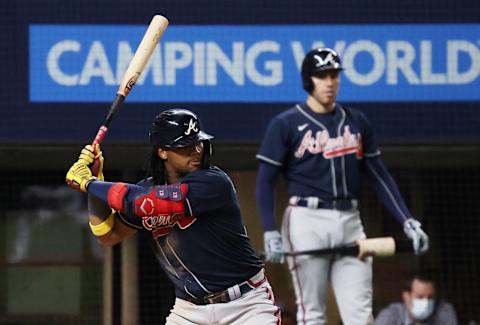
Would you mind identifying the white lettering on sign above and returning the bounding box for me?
[46,39,480,87]
[290,40,480,86]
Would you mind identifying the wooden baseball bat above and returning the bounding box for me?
[286,237,414,258]
[91,15,169,172]
[262,237,414,260]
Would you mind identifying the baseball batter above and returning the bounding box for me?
[66,109,281,325]
[256,48,429,325]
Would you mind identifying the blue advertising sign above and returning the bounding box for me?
[30,24,480,102]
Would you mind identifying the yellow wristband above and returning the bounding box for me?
[89,212,115,237]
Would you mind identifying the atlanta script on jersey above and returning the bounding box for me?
[256,102,381,200]
[116,166,263,299]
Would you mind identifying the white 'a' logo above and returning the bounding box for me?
[184,118,198,135]
[314,53,335,67]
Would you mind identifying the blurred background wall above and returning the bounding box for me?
[1,1,479,324]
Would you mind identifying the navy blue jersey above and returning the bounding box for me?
[117,166,262,300]
[256,102,380,200]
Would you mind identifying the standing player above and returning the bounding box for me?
[66,109,281,325]
[256,48,429,325]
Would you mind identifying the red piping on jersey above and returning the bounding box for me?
[324,146,360,159]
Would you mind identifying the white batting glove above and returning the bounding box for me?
[264,230,285,263]
[403,218,429,255]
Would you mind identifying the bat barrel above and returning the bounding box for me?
[117,15,169,97]
[261,237,415,262]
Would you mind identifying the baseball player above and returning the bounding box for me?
[256,48,429,325]
[66,109,281,325]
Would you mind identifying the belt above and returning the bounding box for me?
[290,196,357,211]
[185,269,266,305]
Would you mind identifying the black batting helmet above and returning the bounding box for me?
[149,109,214,148]
[301,47,343,93]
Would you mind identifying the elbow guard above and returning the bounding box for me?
[134,183,188,217]
[106,182,189,217]
[107,183,129,212]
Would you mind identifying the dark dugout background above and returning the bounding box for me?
[1,1,479,324]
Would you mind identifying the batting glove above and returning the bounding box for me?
[403,218,429,255]
[264,230,285,263]
[78,144,104,181]
[66,161,97,192]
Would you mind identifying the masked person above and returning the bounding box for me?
[374,273,458,325]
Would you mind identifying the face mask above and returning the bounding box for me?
[410,298,434,320]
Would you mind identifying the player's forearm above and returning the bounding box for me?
[88,194,111,221]
[88,194,137,246]
[256,163,281,231]
[87,181,148,213]
[95,219,137,246]
[365,157,413,223]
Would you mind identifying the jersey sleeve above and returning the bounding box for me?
[93,178,150,231]
[256,116,290,167]
[256,162,281,231]
[181,168,234,216]
[358,112,381,157]
[365,156,413,224]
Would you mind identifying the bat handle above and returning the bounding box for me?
[91,125,108,176]
[395,239,415,253]
[89,94,124,177]
[92,125,109,148]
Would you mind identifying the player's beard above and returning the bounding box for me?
[178,156,203,176]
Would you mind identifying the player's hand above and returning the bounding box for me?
[264,230,285,263]
[79,144,104,181]
[403,218,429,255]
[66,161,97,192]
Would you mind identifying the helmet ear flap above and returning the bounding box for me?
[302,75,314,94]
[301,65,314,94]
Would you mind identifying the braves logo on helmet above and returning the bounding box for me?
[314,52,337,68]
[184,118,199,135]
[149,109,214,148]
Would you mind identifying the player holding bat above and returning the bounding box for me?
[256,48,429,325]
[66,109,281,324]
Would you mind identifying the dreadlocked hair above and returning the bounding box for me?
[145,146,166,185]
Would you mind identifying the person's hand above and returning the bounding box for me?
[403,218,429,255]
[66,161,97,192]
[79,144,104,181]
[66,145,103,192]
[264,230,285,263]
